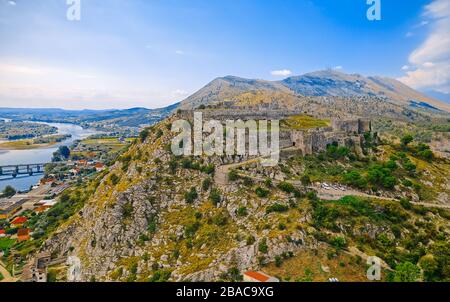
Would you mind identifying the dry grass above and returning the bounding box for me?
[264,248,374,282]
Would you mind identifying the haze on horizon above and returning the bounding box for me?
[0,0,449,110]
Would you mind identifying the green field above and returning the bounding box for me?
[282,115,330,130]
[0,238,16,250]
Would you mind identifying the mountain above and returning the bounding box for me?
[180,76,291,109]
[181,70,450,112]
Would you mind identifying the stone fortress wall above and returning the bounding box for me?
[291,119,371,155]
[175,109,371,156]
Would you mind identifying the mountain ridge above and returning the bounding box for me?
[180,70,450,112]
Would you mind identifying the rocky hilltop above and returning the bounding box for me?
[39,113,449,282]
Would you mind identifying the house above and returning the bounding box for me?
[0,198,28,219]
[17,228,31,242]
[40,177,56,185]
[42,200,57,208]
[0,230,6,238]
[11,216,28,228]
[78,160,88,166]
[22,252,51,282]
[243,271,280,283]
[34,206,48,214]
[69,168,80,175]
[94,162,106,172]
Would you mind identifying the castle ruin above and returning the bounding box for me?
[175,109,371,156]
[291,119,371,155]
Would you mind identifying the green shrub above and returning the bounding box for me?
[209,188,222,205]
[246,235,256,245]
[255,187,270,198]
[258,239,268,253]
[184,187,198,204]
[330,236,347,250]
[228,170,239,182]
[109,173,120,185]
[148,269,172,282]
[237,206,248,217]
[212,211,228,226]
[202,178,212,191]
[275,256,283,267]
[139,129,150,142]
[155,129,163,139]
[278,182,295,193]
[391,262,421,282]
[266,203,289,214]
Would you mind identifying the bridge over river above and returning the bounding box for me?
[0,163,47,178]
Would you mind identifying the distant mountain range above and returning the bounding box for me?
[0,103,179,128]
[180,70,450,113]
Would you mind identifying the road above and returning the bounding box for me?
[215,158,450,210]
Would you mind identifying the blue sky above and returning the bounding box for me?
[0,0,448,109]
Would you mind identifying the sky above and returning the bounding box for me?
[0,0,449,109]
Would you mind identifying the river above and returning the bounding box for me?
[0,122,98,192]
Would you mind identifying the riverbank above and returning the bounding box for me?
[0,140,58,150]
[0,134,72,150]
[0,122,99,192]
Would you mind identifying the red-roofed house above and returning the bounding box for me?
[11,216,28,227]
[17,228,30,242]
[40,177,56,185]
[0,230,6,238]
[94,163,106,172]
[243,271,279,283]
[78,160,88,166]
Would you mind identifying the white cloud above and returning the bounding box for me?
[175,50,185,55]
[399,0,450,93]
[172,89,189,98]
[333,66,343,70]
[0,63,47,75]
[7,1,16,6]
[0,61,179,109]
[401,65,410,71]
[270,69,292,77]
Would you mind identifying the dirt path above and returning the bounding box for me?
[213,139,450,208]
[215,158,450,210]
[0,260,17,283]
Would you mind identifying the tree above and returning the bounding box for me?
[139,128,150,142]
[301,175,311,186]
[58,146,71,159]
[401,135,414,147]
[392,262,421,282]
[2,185,16,198]
[419,255,439,282]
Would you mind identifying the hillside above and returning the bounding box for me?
[180,70,450,112]
[26,116,449,282]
